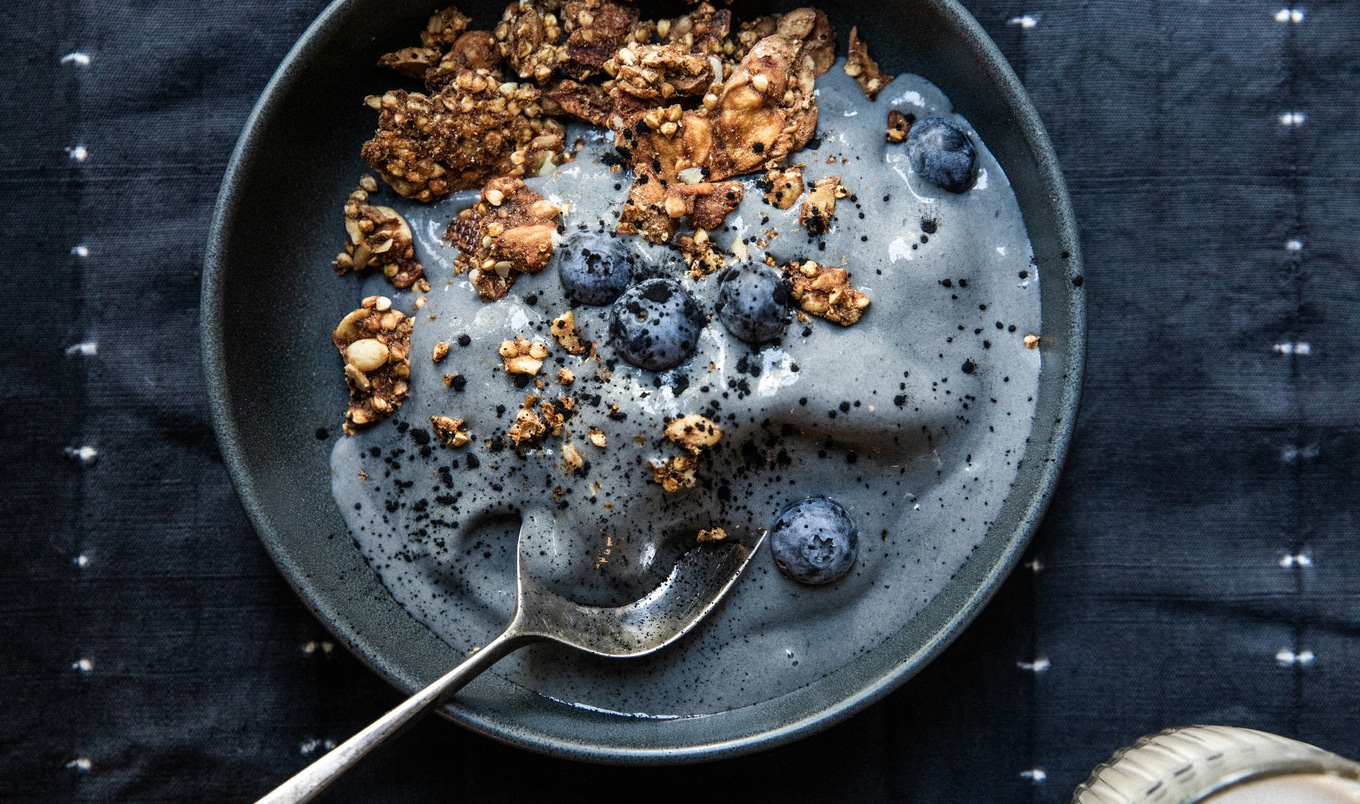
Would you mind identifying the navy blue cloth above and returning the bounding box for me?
[4,2,1359,801]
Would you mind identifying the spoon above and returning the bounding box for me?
[254,509,763,804]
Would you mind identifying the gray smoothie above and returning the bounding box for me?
[331,64,1042,716]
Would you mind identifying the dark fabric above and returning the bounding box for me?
[4,2,1359,801]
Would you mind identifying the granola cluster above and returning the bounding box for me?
[359,72,565,201]
[651,413,723,492]
[444,177,563,300]
[332,177,429,291]
[332,296,414,434]
[780,259,872,326]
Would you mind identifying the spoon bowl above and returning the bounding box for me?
[253,510,762,804]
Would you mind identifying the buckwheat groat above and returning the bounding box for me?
[332,296,413,435]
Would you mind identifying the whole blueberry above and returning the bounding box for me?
[769,496,858,585]
[716,264,791,344]
[907,117,977,193]
[557,232,634,305]
[608,278,706,371]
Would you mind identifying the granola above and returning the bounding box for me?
[332,181,428,291]
[799,175,847,235]
[444,177,562,300]
[332,296,413,434]
[781,259,872,325]
[360,72,564,201]
[845,27,894,100]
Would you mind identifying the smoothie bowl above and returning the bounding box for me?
[202,0,1083,762]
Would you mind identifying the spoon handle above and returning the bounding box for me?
[253,628,524,804]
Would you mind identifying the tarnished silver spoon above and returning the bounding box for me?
[254,509,762,804]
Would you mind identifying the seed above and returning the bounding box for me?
[346,338,390,372]
[374,296,392,312]
[751,73,770,93]
[486,189,505,206]
[359,175,379,192]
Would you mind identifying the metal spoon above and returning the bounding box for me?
[255,509,762,804]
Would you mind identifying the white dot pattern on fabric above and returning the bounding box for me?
[1021,769,1048,782]
[60,52,91,66]
[1274,8,1305,23]
[64,445,98,465]
[1279,111,1307,126]
[65,342,98,356]
[1282,444,1319,463]
[299,739,336,756]
[66,758,93,772]
[1024,558,1043,573]
[1273,342,1311,355]
[71,244,90,257]
[66,145,89,161]
[72,658,93,672]
[1285,239,1303,251]
[1279,552,1312,568]
[301,641,335,656]
[1018,658,1051,673]
[1276,649,1315,667]
[1007,15,1039,28]
[74,554,90,568]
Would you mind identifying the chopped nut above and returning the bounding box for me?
[664,413,723,454]
[696,526,728,544]
[887,109,912,143]
[799,176,846,235]
[432,340,450,363]
[333,296,414,434]
[845,27,895,100]
[430,415,471,447]
[781,259,872,326]
[346,338,390,372]
[762,165,805,209]
[446,177,562,300]
[507,405,547,446]
[561,441,585,472]
[1024,334,1041,349]
[333,184,426,290]
[651,452,700,493]
[540,400,566,435]
[550,309,591,354]
[588,427,607,448]
[499,337,549,375]
[558,367,575,385]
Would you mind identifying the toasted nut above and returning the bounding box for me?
[1024,334,1040,349]
[432,341,450,363]
[696,527,728,543]
[430,415,470,448]
[665,414,723,454]
[588,427,607,448]
[346,338,390,372]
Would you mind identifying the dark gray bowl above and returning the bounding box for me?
[203,0,1084,763]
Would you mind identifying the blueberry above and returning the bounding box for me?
[556,232,634,305]
[907,117,977,193]
[608,278,706,371]
[769,496,858,585]
[716,264,791,344]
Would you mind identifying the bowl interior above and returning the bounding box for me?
[203,0,1083,762]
